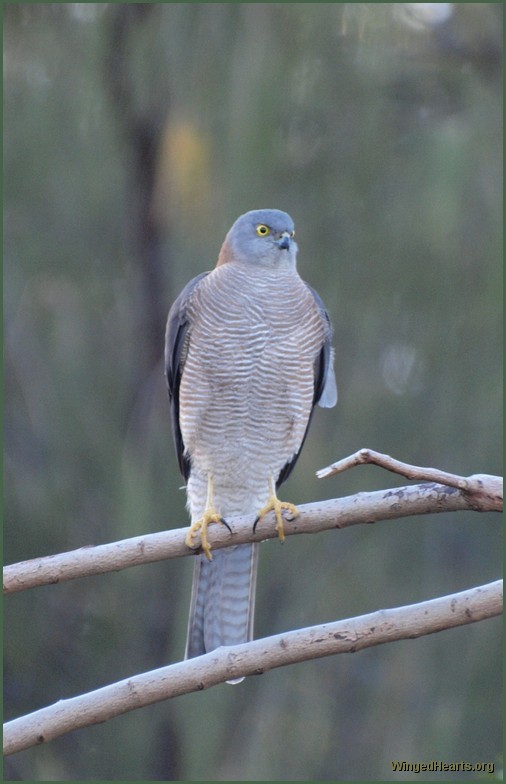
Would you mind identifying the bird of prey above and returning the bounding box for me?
[165,209,337,674]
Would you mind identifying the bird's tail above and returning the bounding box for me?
[185,543,258,681]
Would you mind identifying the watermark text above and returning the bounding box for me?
[391,761,495,775]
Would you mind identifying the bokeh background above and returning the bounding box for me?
[4,3,502,781]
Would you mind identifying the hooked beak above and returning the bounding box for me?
[277,231,292,251]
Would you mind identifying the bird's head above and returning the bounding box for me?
[217,209,298,268]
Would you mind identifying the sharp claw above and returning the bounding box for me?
[220,517,233,535]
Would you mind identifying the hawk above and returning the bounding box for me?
[165,209,337,676]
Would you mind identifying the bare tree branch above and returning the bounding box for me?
[4,475,501,595]
[317,449,503,511]
[4,451,502,756]
[3,579,501,756]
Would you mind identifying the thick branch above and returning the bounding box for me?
[4,479,500,595]
[4,579,502,756]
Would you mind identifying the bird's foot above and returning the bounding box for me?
[253,491,299,543]
[185,510,230,561]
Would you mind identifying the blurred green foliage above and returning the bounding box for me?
[4,4,502,781]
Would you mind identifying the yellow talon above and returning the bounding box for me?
[185,511,224,561]
[186,476,227,561]
[255,477,299,543]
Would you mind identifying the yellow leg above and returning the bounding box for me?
[185,476,227,561]
[254,477,299,543]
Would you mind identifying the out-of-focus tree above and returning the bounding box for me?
[4,4,501,781]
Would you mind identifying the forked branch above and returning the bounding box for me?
[3,451,502,756]
[4,450,502,595]
[317,448,503,511]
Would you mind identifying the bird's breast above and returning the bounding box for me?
[179,262,326,509]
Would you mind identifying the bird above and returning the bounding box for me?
[165,208,337,677]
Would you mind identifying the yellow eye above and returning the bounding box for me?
[256,224,270,236]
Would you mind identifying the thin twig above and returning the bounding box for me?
[317,449,503,511]
[3,579,502,756]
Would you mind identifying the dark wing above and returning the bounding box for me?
[276,283,337,489]
[165,272,210,481]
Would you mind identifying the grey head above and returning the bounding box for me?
[217,209,298,268]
